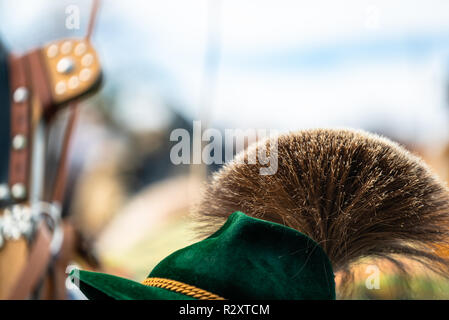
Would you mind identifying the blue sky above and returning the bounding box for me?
[2,0,449,144]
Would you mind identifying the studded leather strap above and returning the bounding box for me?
[2,37,102,300]
[8,55,31,202]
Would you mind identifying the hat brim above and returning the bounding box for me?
[70,270,196,300]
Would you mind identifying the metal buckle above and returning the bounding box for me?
[0,201,63,255]
[33,201,64,256]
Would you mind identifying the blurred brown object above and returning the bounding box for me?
[93,174,202,279]
[71,142,128,242]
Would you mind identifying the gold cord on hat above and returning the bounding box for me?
[142,277,225,300]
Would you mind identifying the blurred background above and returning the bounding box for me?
[2,0,449,299]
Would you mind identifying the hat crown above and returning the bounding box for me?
[148,211,335,299]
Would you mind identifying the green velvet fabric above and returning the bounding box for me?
[72,211,336,300]
[71,270,194,300]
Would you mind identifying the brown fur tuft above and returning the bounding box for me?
[194,129,449,280]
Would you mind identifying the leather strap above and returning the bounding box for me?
[26,50,53,117]
[0,237,27,298]
[6,221,77,300]
[3,1,102,300]
[50,222,76,299]
[7,223,52,299]
[32,221,76,300]
[4,51,61,300]
[51,103,80,204]
[4,49,94,299]
[8,55,31,200]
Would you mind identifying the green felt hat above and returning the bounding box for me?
[70,211,336,300]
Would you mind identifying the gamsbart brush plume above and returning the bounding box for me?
[194,129,449,280]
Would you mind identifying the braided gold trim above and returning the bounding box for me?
[142,277,225,300]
